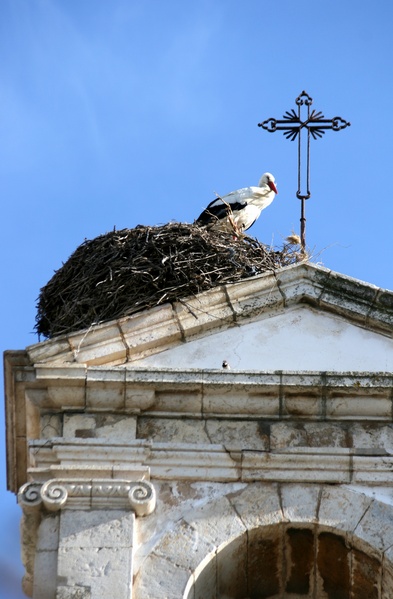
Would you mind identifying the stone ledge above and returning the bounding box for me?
[27,439,393,486]
[24,263,393,367]
[28,367,393,419]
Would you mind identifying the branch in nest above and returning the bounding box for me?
[35,222,303,339]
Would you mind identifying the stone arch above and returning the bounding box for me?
[133,483,393,599]
[184,524,390,598]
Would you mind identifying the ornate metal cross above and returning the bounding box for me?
[258,91,350,249]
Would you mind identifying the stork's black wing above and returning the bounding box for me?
[196,199,247,225]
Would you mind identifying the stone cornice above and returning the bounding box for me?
[22,366,393,418]
[27,438,393,486]
[23,263,393,367]
[5,351,393,493]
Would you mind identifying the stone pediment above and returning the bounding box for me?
[25,262,393,371]
[136,305,393,372]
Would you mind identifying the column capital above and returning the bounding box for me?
[18,478,156,516]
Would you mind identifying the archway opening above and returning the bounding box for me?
[186,524,383,599]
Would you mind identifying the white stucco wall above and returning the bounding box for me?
[136,306,393,372]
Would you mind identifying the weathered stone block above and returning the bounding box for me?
[228,482,283,529]
[124,387,156,413]
[36,514,60,551]
[153,390,203,415]
[242,450,351,484]
[225,273,284,319]
[152,518,216,571]
[270,421,348,449]
[68,323,127,365]
[207,419,269,450]
[57,546,132,599]
[59,510,134,549]
[355,499,393,553]
[350,423,393,449]
[203,390,279,417]
[33,549,58,599]
[64,413,136,441]
[41,413,63,438]
[182,494,246,548]
[326,393,392,420]
[56,586,91,599]
[137,417,210,443]
[318,485,372,532]
[63,414,96,438]
[282,392,321,418]
[280,484,320,522]
[133,553,190,599]
[120,303,181,361]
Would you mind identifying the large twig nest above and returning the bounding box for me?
[35,222,303,339]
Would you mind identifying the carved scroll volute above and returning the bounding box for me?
[18,478,157,516]
[128,480,156,517]
[40,480,68,511]
[18,482,43,511]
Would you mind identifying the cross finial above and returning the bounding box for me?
[258,91,350,250]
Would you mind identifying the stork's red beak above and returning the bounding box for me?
[268,181,278,194]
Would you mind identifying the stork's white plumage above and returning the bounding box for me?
[195,173,278,234]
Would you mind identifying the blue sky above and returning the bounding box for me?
[1,1,393,596]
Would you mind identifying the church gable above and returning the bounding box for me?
[25,262,393,369]
[135,305,393,372]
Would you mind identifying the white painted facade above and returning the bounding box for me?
[136,305,393,371]
[4,262,393,598]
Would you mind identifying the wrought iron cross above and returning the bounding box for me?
[258,91,350,249]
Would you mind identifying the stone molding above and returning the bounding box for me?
[18,478,156,516]
[28,439,393,486]
[5,356,393,493]
[23,367,393,418]
[24,263,393,367]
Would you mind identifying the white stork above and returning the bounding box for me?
[195,173,278,234]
